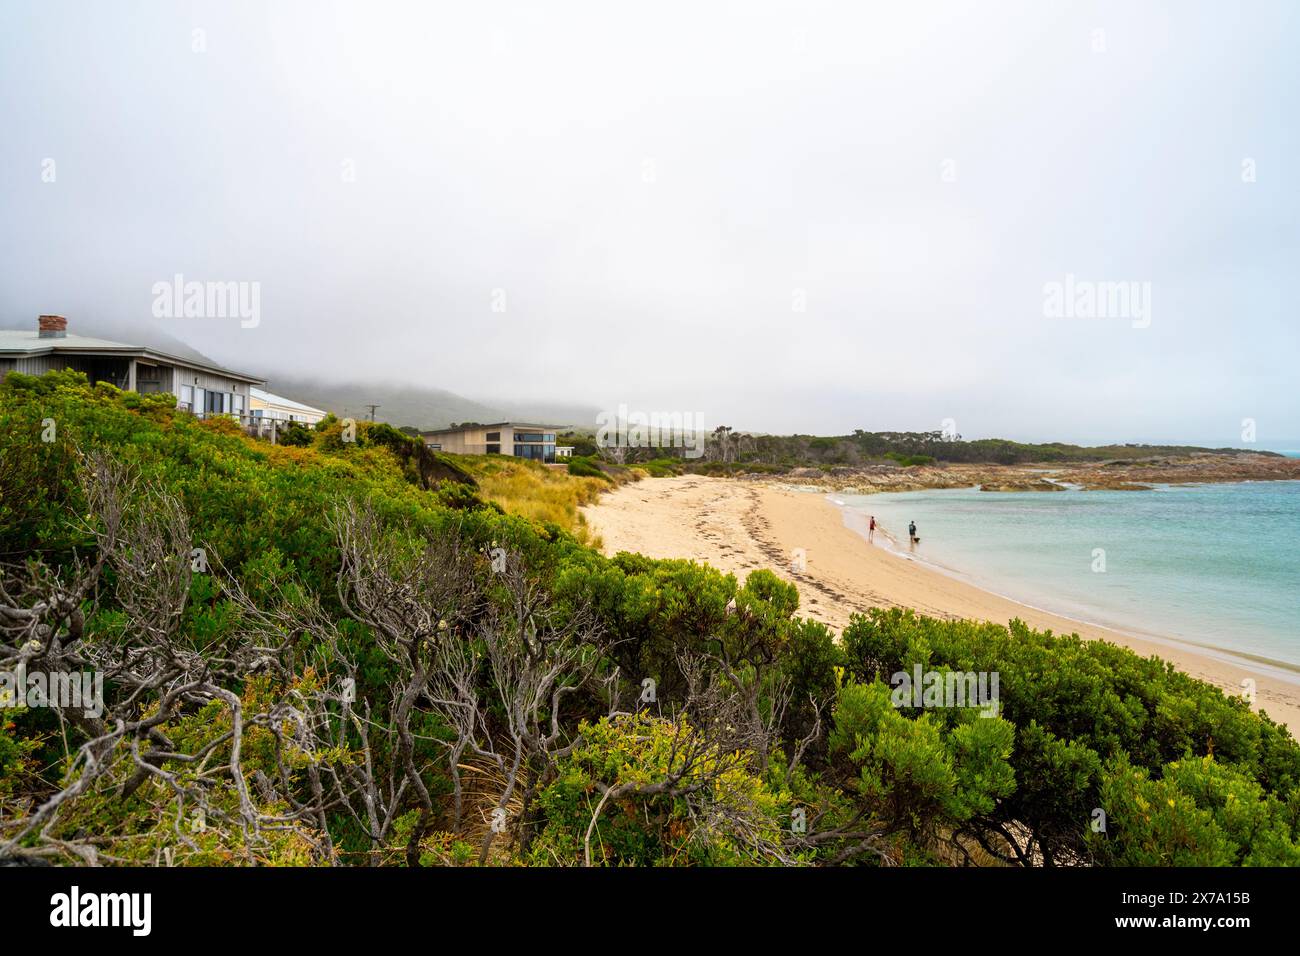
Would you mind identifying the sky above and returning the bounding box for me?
[1,0,1297,445]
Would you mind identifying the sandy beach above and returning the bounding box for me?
[581,475,1300,733]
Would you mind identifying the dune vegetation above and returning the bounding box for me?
[454,453,636,547]
[1,370,1298,867]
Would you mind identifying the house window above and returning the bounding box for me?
[514,443,556,463]
[485,444,501,454]
[485,431,501,441]
[137,364,165,394]
[204,390,232,415]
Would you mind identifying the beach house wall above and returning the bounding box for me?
[249,387,326,425]
[419,423,560,463]
[0,315,262,415]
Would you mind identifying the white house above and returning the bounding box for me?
[0,315,262,415]
[249,387,326,425]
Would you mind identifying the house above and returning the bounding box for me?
[0,315,262,415]
[249,387,326,426]
[420,422,561,463]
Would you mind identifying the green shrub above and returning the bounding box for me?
[884,452,935,467]
[3,371,1295,868]
[567,455,613,482]
[840,607,1300,864]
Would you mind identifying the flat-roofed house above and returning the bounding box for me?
[0,315,262,415]
[249,387,326,425]
[420,422,561,463]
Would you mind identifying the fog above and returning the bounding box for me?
[2,0,1296,444]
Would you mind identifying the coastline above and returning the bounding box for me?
[580,475,1300,734]
[756,451,1300,495]
[831,484,1300,679]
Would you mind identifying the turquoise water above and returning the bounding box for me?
[841,482,1300,668]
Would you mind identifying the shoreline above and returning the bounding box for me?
[580,475,1300,734]
[829,492,1300,682]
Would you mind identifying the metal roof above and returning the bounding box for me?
[249,387,325,415]
[0,329,263,384]
[419,422,563,437]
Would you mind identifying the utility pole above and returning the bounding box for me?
[364,404,380,422]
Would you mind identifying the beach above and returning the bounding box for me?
[580,475,1300,733]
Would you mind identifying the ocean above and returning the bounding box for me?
[840,480,1300,669]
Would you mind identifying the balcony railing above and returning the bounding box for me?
[175,404,316,443]
[430,443,556,463]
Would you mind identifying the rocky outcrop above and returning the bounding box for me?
[753,453,1300,494]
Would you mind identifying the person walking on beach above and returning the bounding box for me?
[908,520,918,548]
[868,515,876,542]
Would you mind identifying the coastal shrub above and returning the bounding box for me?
[557,431,599,456]
[527,713,789,866]
[830,681,1017,850]
[39,676,341,865]
[276,421,314,446]
[456,454,608,538]
[884,452,935,467]
[2,371,1296,868]
[567,455,612,481]
[639,457,684,477]
[1088,755,1300,866]
[640,427,1260,471]
[840,607,1300,864]
[774,617,843,751]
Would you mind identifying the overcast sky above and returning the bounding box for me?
[2,0,1296,444]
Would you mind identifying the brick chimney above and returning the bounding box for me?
[38,314,68,338]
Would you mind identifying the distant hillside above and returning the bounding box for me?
[259,374,600,431]
[47,320,596,430]
[580,427,1282,473]
[71,318,244,371]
